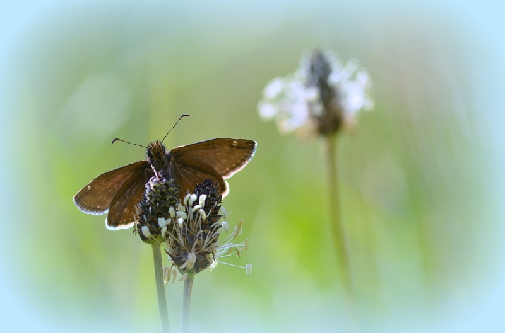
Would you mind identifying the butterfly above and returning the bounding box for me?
[74,138,257,230]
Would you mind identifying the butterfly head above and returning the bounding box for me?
[147,140,169,175]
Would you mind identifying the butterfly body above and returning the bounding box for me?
[74,138,256,230]
[147,140,170,176]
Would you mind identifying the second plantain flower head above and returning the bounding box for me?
[136,175,250,280]
[258,50,373,137]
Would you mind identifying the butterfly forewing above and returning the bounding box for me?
[74,161,150,215]
[168,138,256,198]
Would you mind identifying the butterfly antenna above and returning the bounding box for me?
[161,114,190,143]
[111,137,147,148]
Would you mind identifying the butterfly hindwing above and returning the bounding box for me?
[168,138,256,198]
[169,156,227,199]
[106,163,152,229]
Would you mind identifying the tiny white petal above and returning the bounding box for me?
[259,103,278,120]
[198,194,207,206]
[356,70,370,86]
[264,78,284,99]
[185,252,197,269]
[184,194,191,206]
[340,59,359,82]
[141,226,151,237]
[161,226,167,238]
[199,209,207,220]
[287,80,306,98]
[219,206,229,217]
[304,87,319,101]
[328,70,342,85]
[278,102,309,133]
[163,266,171,284]
[158,217,167,227]
[221,221,229,232]
[169,207,175,218]
[177,217,184,227]
[176,211,187,219]
[189,194,197,206]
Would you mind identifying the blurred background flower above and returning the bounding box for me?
[258,49,374,305]
[1,1,505,333]
[258,50,373,137]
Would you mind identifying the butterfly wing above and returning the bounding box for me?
[168,138,257,199]
[170,158,227,199]
[73,161,151,227]
[106,164,153,229]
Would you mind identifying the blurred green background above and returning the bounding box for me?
[1,1,504,332]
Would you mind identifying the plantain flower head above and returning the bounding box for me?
[258,50,373,137]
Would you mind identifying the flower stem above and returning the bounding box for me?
[152,242,170,333]
[181,275,194,333]
[325,134,353,297]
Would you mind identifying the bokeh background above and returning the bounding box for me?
[1,1,504,332]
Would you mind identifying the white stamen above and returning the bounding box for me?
[163,266,171,284]
[219,206,229,218]
[198,209,207,220]
[176,211,187,219]
[246,264,252,275]
[141,226,151,237]
[264,78,284,99]
[184,194,191,206]
[158,217,167,227]
[186,252,196,269]
[189,194,197,206]
[169,207,175,218]
[199,194,207,206]
[232,220,243,238]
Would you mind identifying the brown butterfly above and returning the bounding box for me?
[74,138,257,230]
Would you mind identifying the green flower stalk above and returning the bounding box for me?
[138,177,250,333]
[136,176,179,333]
[258,50,373,300]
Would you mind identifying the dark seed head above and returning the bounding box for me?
[137,176,179,243]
